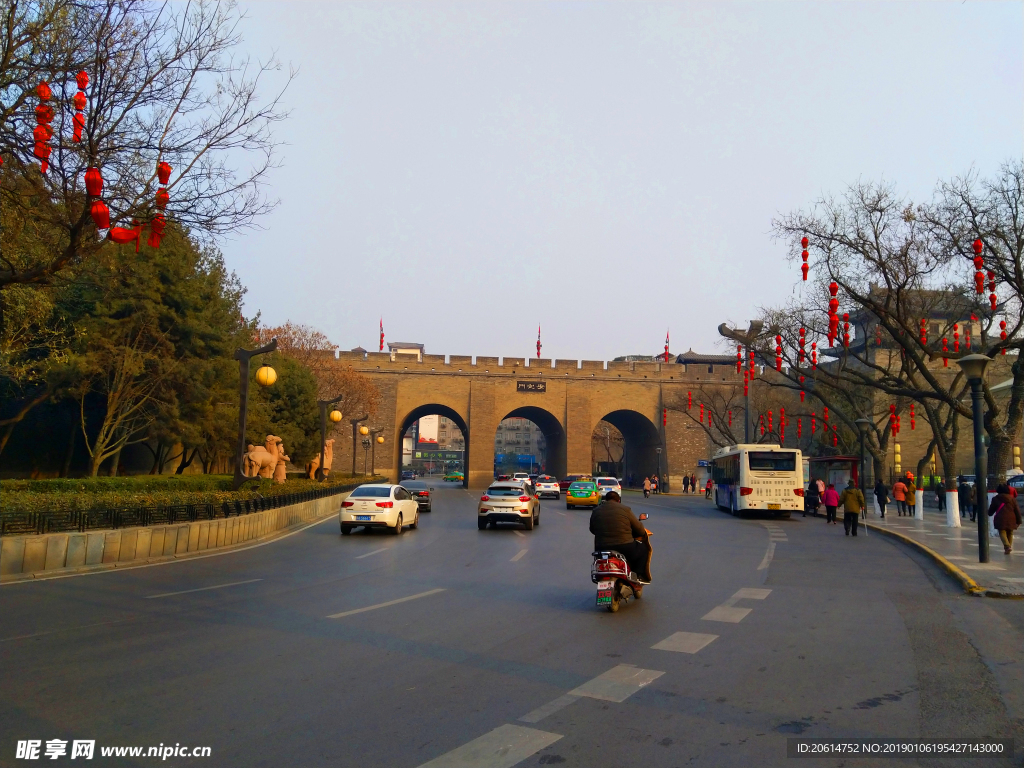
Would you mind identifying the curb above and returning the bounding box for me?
[865,522,1023,599]
[0,506,341,585]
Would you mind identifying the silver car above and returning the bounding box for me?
[595,476,622,499]
[478,482,540,531]
[535,475,561,499]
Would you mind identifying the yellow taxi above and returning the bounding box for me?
[566,480,600,509]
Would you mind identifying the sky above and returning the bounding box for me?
[222,1,1023,362]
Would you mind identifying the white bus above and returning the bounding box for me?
[711,444,804,518]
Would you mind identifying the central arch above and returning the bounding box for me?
[397,403,470,487]
[597,409,663,487]
[499,405,567,481]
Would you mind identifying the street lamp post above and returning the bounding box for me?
[232,338,278,490]
[361,436,371,476]
[316,395,344,481]
[718,321,764,444]
[369,428,385,477]
[957,354,992,563]
[855,418,871,523]
[655,446,663,492]
[350,415,369,475]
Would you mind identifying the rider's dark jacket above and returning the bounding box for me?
[589,500,647,550]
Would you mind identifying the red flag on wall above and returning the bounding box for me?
[537,325,542,359]
[664,330,670,363]
[379,319,384,352]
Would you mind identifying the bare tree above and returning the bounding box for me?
[0,0,292,291]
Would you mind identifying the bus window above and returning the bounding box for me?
[747,451,797,472]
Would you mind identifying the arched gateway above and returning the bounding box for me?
[330,351,739,490]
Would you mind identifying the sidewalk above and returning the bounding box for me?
[865,505,1024,597]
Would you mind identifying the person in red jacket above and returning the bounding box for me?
[822,483,840,525]
[989,484,1023,554]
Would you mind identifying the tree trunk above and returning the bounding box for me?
[61,425,76,477]
[175,446,198,474]
[988,435,1011,482]
[0,423,14,458]
[89,450,105,477]
[109,445,123,476]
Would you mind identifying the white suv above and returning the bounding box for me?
[535,475,560,499]
[595,477,622,499]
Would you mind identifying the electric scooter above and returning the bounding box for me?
[591,513,652,613]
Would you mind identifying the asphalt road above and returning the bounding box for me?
[2,483,1022,768]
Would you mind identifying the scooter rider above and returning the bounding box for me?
[589,491,651,582]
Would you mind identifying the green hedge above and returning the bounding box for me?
[1,474,383,515]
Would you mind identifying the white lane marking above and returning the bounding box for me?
[0,618,135,643]
[510,549,528,562]
[652,631,719,654]
[733,587,772,600]
[702,605,752,623]
[326,588,446,619]
[356,548,389,559]
[513,530,526,538]
[555,511,567,517]
[998,577,1024,583]
[518,693,580,723]
[567,664,664,703]
[145,579,262,599]
[757,541,776,571]
[416,724,561,768]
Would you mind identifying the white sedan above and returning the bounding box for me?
[340,484,419,535]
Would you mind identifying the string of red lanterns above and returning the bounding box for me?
[953,323,960,352]
[842,312,850,348]
[811,342,817,370]
[536,325,542,358]
[920,318,927,347]
[736,344,742,373]
[1000,320,1008,355]
[799,375,805,403]
[973,239,985,294]
[941,337,948,367]
[797,417,802,439]
[827,282,839,347]
[664,330,670,363]
[811,412,816,435]
[379,318,384,352]
[728,410,733,427]
[800,236,809,281]
[33,82,54,173]
[72,70,88,142]
[775,334,782,372]
[909,403,915,430]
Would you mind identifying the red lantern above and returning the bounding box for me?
[72,112,86,142]
[34,82,54,173]
[973,239,983,255]
[147,213,166,248]
[942,337,948,367]
[833,429,838,447]
[89,199,110,229]
[811,413,816,435]
[155,188,169,210]
[84,167,103,197]
[35,103,53,124]
[768,410,773,433]
[71,81,87,143]
[108,227,138,245]
[728,410,732,427]
[797,418,802,439]
[909,404,915,431]
[811,342,817,370]
[699,403,705,423]
[33,142,51,162]
[990,293,998,311]
[687,391,692,410]
[743,370,749,397]
[823,406,829,422]
[663,407,667,427]
[953,323,959,352]
[759,414,765,437]
[157,161,172,185]
[801,263,809,280]
[975,270,985,294]
[36,81,52,101]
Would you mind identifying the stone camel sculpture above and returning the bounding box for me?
[244,435,281,478]
[306,438,335,479]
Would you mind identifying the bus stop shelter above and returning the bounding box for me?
[808,456,861,489]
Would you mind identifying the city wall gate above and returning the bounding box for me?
[330,351,739,490]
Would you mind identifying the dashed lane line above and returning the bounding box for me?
[513,530,526,538]
[326,588,446,619]
[355,548,389,559]
[757,542,776,571]
[145,579,262,599]
[567,664,664,703]
[518,694,580,724]
[701,587,773,623]
[510,549,528,562]
[415,724,562,768]
[651,631,719,654]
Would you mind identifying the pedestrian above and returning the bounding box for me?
[815,477,825,502]
[642,476,651,499]
[690,473,697,493]
[651,475,659,495]
[805,481,820,517]
[893,477,908,516]
[874,478,889,519]
[958,476,975,521]
[839,478,865,536]
[906,475,917,517]
[822,483,840,525]
[989,483,1022,554]
[936,480,946,512]
[705,478,713,498]
[683,475,690,494]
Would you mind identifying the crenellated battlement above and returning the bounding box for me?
[332,349,742,381]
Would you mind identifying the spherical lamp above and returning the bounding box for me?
[359,425,369,436]
[376,435,384,444]
[255,363,277,387]
[329,408,343,423]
